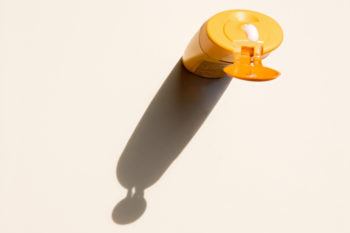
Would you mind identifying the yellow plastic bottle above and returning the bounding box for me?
[182,9,283,81]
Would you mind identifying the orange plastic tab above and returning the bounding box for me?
[223,40,280,81]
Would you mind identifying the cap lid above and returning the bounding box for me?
[223,40,280,81]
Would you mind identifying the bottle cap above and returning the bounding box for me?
[202,10,283,81]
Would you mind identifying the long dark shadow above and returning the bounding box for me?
[112,60,231,224]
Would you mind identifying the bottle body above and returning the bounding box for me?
[182,24,231,78]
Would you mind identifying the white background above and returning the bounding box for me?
[0,0,349,232]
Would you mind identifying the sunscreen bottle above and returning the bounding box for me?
[182,10,283,81]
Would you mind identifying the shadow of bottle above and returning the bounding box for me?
[112,60,231,224]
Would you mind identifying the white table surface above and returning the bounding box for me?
[1,0,349,232]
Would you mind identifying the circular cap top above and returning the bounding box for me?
[206,10,283,54]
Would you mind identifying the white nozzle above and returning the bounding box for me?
[242,24,259,42]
